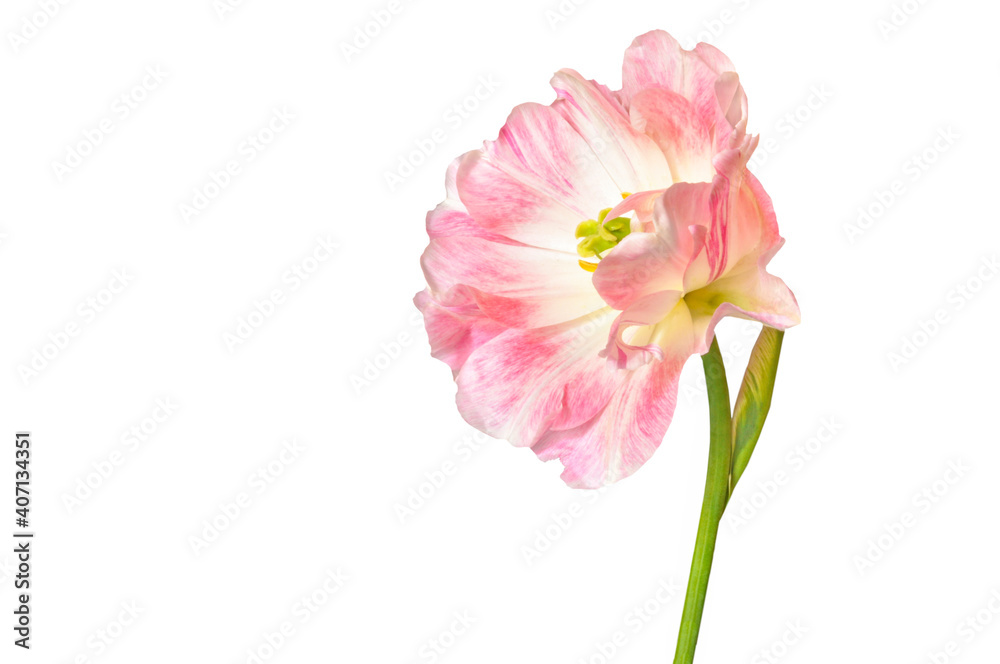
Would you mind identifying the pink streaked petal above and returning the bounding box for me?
[654,182,711,254]
[601,290,683,370]
[591,230,684,310]
[688,245,801,355]
[599,188,665,233]
[414,287,507,375]
[629,87,715,184]
[455,309,624,447]
[689,42,737,77]
[743,169,782,253]
[420,236,606,328]
[473,290,611,330]
[456,102,624,251]
[693,44,748,147]
[531,353,687,488]
[710,169,779,283]
[714,71,748,145]
[425,198,524,246]
[621,31,689,103]
[443,153,463,200]
[550,69,672,193]
[701,132,760,282]
[621,31,747,152]
[594,184,707,310]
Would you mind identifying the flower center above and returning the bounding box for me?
[575,193,632,272]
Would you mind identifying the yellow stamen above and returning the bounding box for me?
[575,194,635,272]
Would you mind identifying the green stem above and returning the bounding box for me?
[673,338,732,664]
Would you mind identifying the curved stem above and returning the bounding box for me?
[673,338,732,664]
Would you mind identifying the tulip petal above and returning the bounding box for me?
[455,309,625,446]
[593,184,707,310]
[596,188,666,234]
[621,31,748,152]
[456,102,625,252]
[531,352,687,488]
[700,132,758,280]
[414,287,507,375]
[628,87,715,183]
[550,69,672,193]
[687,246,801,355]
[714,71,748,142]
[425,198,523,245]
[420,236,606,328]
[602,290,688,370]
[415,30,799,490]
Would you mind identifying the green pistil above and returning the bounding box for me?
[576,207,632,259]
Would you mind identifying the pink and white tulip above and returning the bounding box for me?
[416,30,799,489]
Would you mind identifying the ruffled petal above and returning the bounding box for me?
[743,169,782,254]
[594,188,665,234]
[454,309,625,446]
[687,242,801,355]
[455,102,624,252]
[531,352,687,488]
[414,31,798,491]
[628,87,715,183]
[420,236,605,328]
[601,290,683,370]
[414,287,507,375]
[425,197,523,245]
[698,131,758,281]
[621,30,748,154]
[550,69,672,192]
[593,184,707,310]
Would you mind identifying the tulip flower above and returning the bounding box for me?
[415,30,800,663]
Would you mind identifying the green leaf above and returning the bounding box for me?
[729,326,785,495]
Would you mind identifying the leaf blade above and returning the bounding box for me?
[729,326,785,494]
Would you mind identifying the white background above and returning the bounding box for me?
[1,0,998,662]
